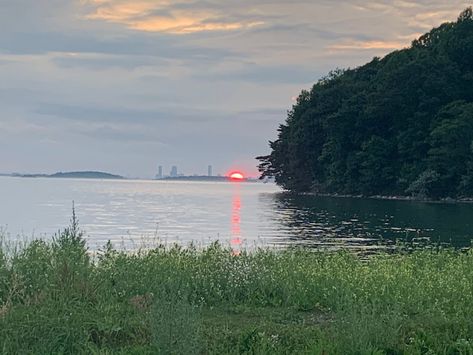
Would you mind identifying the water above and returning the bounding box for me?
[1,176,472,251]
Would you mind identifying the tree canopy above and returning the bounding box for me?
[257,8,473,199]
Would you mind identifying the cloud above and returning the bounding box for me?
[236,107,288,122]
[83,0,265,34]
[34,102,217,124]
[0,30,239,63]
[407,9,465,29]
[193,64,321,84]
[328,40,409,51]
[52,53,166,70]
[0,0,470,176]
[0,59,14,66]
[349,0,469,31]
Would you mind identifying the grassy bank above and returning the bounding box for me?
[1,222,473,354]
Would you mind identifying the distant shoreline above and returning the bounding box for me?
[156,176,260,183]
[0,172,266,183]
[6,171,124,180]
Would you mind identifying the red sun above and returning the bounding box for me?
[229,171,245,181]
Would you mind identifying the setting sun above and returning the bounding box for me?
[229,172,244,181]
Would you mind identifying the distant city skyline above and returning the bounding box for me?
[0,1,468,178]
[154,164,232,179]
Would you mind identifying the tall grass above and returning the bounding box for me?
[1,219,473,354]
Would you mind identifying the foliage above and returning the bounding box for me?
[406,169,440,199]
[1,220,473,353]
[257,8,473,199]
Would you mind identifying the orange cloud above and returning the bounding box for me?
[83,0,264,34]
[328,40,407,51]
[407,9,461,29]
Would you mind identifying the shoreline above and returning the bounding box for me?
[286,191,473,204]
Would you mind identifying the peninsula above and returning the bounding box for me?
[258,8,473,200]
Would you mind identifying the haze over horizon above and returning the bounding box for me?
[0,0,469,178]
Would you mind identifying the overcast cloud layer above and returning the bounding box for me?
[0,0,470,177]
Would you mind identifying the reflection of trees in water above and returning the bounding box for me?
[261,193,473,249]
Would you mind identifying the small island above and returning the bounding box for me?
[12,171,124,180]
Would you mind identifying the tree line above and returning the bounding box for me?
[257,8,473,199]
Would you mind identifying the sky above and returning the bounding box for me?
[0,0,470,178]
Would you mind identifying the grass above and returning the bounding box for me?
[1,217,473,354]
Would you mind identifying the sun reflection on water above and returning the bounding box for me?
[231,186,242,255]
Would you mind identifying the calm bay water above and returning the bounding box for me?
[1,176,472,251]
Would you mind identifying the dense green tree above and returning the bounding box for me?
[427,101,473,196]
[258,8,473,199]
[459,142,473,196]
